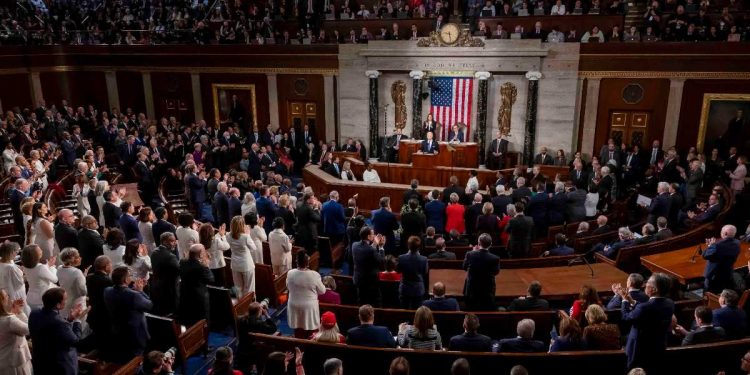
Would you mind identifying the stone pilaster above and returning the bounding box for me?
[366,70,381,159]
[474,71,491,167]
[409,70,425,139]
[662,78,686,149]
[105,71,120,111]
[267,73,280,130]
[142,72,155,121]
[524,71,542,165]
[581,78,601,157]
[190,73,203,122]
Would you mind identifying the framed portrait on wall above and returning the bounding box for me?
[211,84,258,130]
[697,93,750,156]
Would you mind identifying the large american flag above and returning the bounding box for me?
[430,77,474,140]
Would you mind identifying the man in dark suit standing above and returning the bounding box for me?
[104,266,153,363]
[152,207,176,247]
[644,182,672,226]
[712,289,747,340]
[256,186,277,234]
[533,146,554,165]
[599,139,622,167]
[506,202,534,258]
[425,190,446,234]
[487,130,509,169]
[229,94,246,126]
[646,139,664,166]
[150,232,180,316]
[352,227,386,307]
[511,177,532,203]
[178,244,214,328]
[29,287,86,375]
[619,273,675,373]
[186,165,207,215]
[607,273,649,309]
[54,209,78,252]
[135,153,155,205]
[78,215,105,269]
[346,304,396,348]
[659,149,681,183]
[9,179,38,244]
[397,236,429,309]
[565,185,587,222]
[464,193,484,238]
[117,135,138,167]
[86,256,114,359]
[102,191,122,229]
[402,180,424,207]
[400,200,426,252]
[653,217,673,241]
[118,202,142,242]
[387,127,408,162]
[322,191,347,248]
[228,188,242,220]
[449,314,493,352]
[703,225,741,293]
[421,131,439,154]
[463,234,501,311]
[442,176,465,204]
[213,182,230,227]
[570,161,589,190]
[371,197,399,255]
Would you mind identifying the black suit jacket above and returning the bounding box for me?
[647,193,671,225]
[78,228,105,269]
[346,324,396,348]
[682,326,726,345]
[55,223,78,253]
[621,297,675,370]
[463,249,500,309]
[152,219,176,247]
[534,153,554,165]
[103,202,122,229]
[571,169,589,190]
[150,246,181,316]
[506,215,534,257]
[496,337,546,353]
[178,258,214,327]
[449,332,493,352]
[507,297,550,311]
[421,139,439,154]
[86,272,114,336]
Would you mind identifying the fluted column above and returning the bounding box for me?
[524,71,542,166]
[474,71,491,167]
[409,70,425,139]
[366,70,381,158]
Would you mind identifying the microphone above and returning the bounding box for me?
[567,248,597,278]
[689,244,703,263]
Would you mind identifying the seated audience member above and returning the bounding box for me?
[362,163,381,183]
[594,227,635,259]
[422,282,460,311]
[508,280,550,311]
[236,301,278,371]
[210,347,241,375]
[423,226,438,247]
[319,276,342,304]
[451,358,471,375]
[712,289,747,340]
[495,318,546,353]
[574,221,590,237]
[137,350,175,375]
[674,306,726,345]
[449,314,493,352]
[428,237,456,260]
[570,284,601,322]
[582,304,621,350]
[379,255,402,281]
[543,233,573,256]
[389,357,410,375]
[684,193,721,226]
[550,311,585,352]
[653,216,673,241]
[324,358,344,375]
[397,306,443,350]
[591,215,610,234]
[634,223,656,244]
[346,304,397,348]
[607,273,649,309]
[510,365,529,375]
[311,311,345,343]
[29,287,86,374]
[445,230,469,247]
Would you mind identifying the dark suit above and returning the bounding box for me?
[256,196,276,233]
[487,138,509,169]
[397,252,428,308]
[464,203,483,237]
[647,193,671,225]
[29,307,82,375]
[694,203,721,223]
[103,202,122,229]
[681,325,726,345]
[592,224,611,235]
[118,143,138,166]
[447,130,464,143]
[422,296,460,311]
[653,228,673,241]
[496,337,546,353]
[401,211,426,248]
[507,296,549,311]
[601,238,635,259]
[86,272,114,355]
[526,193,548,236]
[150,245,180,316]
[228,196,242,221]
[533,153,553,165]
[214,191,229,227]
[425,200,446,233]
[346,324,396,348]
[54,223,78,254]
[621,297,675,371]
[78,228,105,269]
[606,289,649,309]
[352,240,385,306]
[402,188,424,207]
[548,192,566,226]
[713,306,747,340]
[668,192,684,228]
[119,214,142,242]
[548,245,574,256]
[646,147,664,165]
[295,203,321,253]
[428,250,456,260]
[506,214,534,258]
[463,248,500,310]
[660,158,681,183]
[8,188,26,243]
[186,174,207,212]
[421,139,439,154]
[565,189,587,222]
[571,169,589,190]
[449,332,493,352]
[178,258,214,327]
[442,184,464,204]
[492,195,512,217]
[511,186,532,203]
[104,285,153,361]
[371,208,399,255]
[703,238,741,293]
[152,219,176,247]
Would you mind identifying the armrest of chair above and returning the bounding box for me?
[704,291,721,309]
[594,252,615,266]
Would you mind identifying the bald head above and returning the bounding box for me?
[433,282,446,297]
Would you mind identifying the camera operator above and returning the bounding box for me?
[137,350,175,375]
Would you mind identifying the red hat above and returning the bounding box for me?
[321,311,337,329]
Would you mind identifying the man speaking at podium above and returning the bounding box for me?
[421,132,439,154]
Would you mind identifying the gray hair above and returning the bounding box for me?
[657,181,670,193]
[323,358,343,375]
[516,318,535,339]
[554,182,564,193]
[722,224,737,238]
[618,227,633,239]
[601,166,610,175]
[517,177,526,187]
[506,203,516,216]
[578,222,589,232]
[496,185,506,195]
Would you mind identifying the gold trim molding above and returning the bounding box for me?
[0,65,338,75]
[579,71,750,79]
[697,93,750,153]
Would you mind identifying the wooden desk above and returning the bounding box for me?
[429,263,628,301]
[641,242,750,286]
[398,140,479,168]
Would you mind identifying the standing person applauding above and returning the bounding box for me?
[286,251,326,339]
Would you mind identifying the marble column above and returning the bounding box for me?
[142,72,156,121]
[662,78,686,149]
[474,71,491,167]
[580,78,601,157]
[323,74,336,141]
[29,72,43,106]
[366,70,381,159]
[266,73,280,129]
[409,70,425,139]
[190,73,203,122]
[523,71,542,166]
[105,71,120,111]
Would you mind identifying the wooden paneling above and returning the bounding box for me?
[594,78,670,152]
[580,43,750,72]
[277,74,326,141]
[116,71,146,113]
[199,73,269,132]
[676,79,750,153]
[149,72,193,125]
[0,74,32,112]
[39,71,107,111]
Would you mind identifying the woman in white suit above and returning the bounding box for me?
[286,251,326,338]
[0,289,31,375]
[0,243,27,317]
[268,217,292,275]
[228,216,256,297]
[727,156,747,196]
[21,245,57,311]
[246,213,267,265]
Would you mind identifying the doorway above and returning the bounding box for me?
[608,110,650,147]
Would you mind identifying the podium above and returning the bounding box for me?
[398,140,479,168]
